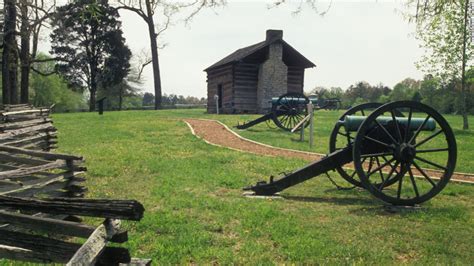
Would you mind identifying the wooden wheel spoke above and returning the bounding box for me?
[409,115,431,145]
[408,167,420,198]
[280,115,290,125]
[404,108,413,143]
[415,156,447,171]
[414,129,443,148]
[367,158,395,177]
[289,116,296,128]
[375,157,385,183]
[412,161,436,187]
[377,161,400,190]
[391,110,403,142]
[287,116,294,128]
[396,166,407,199]
[361,152,393,158]
[364,136,393,149]
[337,131,348,137]
[350,171,357,179]
[374,120,399,145]
[381,155,399,175]
[416,148,449,154]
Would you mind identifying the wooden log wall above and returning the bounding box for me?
[206,65,234,113]
[233,63,259,113]
[287,66,305,94]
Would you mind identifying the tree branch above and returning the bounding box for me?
[31,57,69,63]
[31,66,57,76]
[115,5,148,21]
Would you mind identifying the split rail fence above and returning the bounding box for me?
[0,104,150,265]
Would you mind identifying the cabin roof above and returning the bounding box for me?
[204,38,316,72]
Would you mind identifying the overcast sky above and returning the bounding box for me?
[43,0,425,98]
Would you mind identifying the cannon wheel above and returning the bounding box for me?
[353,101,457,206]
[329,102,401,188]
[272,93,310,132]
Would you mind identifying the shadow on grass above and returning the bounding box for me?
[349,204,469,220]
[283,195,376,206]
[289,138,305,143]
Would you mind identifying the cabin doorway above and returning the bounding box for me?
[217,84,223,109]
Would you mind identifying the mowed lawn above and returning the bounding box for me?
[50,109,473,264]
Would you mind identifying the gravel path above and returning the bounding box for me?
[184,118,474,184]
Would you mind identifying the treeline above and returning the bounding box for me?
[143,92,206,107]
[28,60,205,112]
[311,72,474,114]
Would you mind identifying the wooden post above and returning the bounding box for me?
[97,97,106,115]
[308,103,314,149]
[214,94,219,115]
[299,122,304,141]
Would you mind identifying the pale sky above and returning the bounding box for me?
[42,0,425,98]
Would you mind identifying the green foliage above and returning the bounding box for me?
[408,0,473,129]
[30,72,88,112]
[30,54,88,111]
[161,93,206,106]
[143,92,155,106]
[313,74,473,114]
[414,0,473,82]
[328,81,390,107]
[389,78,421,102]
[50,0,131,110]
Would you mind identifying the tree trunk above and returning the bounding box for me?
[145,0,162,110]
[461,0,469,130]
[2,0,18,104]
[89,70,97,112]
[118,84,123,111]
[89,86,97,112]
[9,52,19,104]
[20,1,30,104]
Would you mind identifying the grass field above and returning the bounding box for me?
[38,109,474,264]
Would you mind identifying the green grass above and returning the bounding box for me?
[35,109,474,264]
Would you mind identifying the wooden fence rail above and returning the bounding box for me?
[0,105,150,265]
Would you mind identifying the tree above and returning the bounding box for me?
[30,54,88,112]
[143,92,154,106]
[115,0,225,110]
[18,0,57,103]
[50,0,131,111]
[2,0,19,104]
[419,74,440,107]
[390,78,420,102]
[406,0,473,129]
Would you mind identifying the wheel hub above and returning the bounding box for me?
[395,143,416,163]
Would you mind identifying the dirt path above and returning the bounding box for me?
[184,119,474,184]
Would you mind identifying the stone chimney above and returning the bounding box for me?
[257,30,287,113]
[266,29,283,42]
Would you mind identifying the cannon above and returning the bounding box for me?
[308,95,342,110]
[236,93,311,131]
[244,101,457,206]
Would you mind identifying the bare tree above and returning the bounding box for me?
[115,0,225,110]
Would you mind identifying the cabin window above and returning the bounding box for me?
[217,84,223,109]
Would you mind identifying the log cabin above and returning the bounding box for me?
[204,29,315,114]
